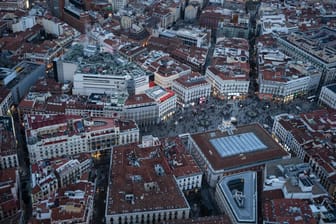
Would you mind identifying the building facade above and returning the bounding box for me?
[271,110,336,196]
[105,135,202,224]
[188,122,288,187]
[319,84,336,109]
[172,74,211,107]
[0,88,13,116]
[25,114,139,163]
[206,66,250,99]
[276,28,336,87]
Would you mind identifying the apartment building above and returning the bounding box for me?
[319,83,336,109]
[0,87,13,116]
[272,109,336,195]
[206,37,250,99]
[145,86,176,121]
[123,94,159,126]
[30,154,92,204]
[24,114,139,163]
[0,169,21,222]
[0,116,19,169]
[105,135,202,224]
[276,28,336,86]
[257,34,321,102]
[172,73,211,107]
[151,55,191,89]
[31,181,94,223]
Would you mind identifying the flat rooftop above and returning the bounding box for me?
[326,83,336,93]
[218,171,257,223]
[281,27,336,64]
[191,123,288,171]
[63,44,149,78]
[7,61,43,89]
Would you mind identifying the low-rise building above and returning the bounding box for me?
[123,93,159,126]
[105,135,202,224]
[24,114,139,163]
[145,86,176,121]
[151,55,191,89]
[30,154,92,204]
[206,37,250,99]
[0,116,19,169]
[158,27,211,48]
[172,72,211,107]
[0,168,22,223]
[276,27,336,86]
[56,44,150,96]
[264,159,328,199]
[188,121,288,187]
[215,171,258,224]
[319,83,336,109]
[257,34,322,102]
[263,198,316,224]
[31,180,94,223]
[24,40,63,70]
[0,87,13,116]
[272,109,336,195]
[118,43,147,62]
[170,46,208,73]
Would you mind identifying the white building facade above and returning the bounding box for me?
[25,115,139,163]
[12,16,36,32]
[319,84,336,109]
[0,90,13,116]
[172,75,211,107]
[206,66,249,99]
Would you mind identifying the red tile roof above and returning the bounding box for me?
[107,139,193,215]
[263,199,316,224]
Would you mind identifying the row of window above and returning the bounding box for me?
[110,210,187,224]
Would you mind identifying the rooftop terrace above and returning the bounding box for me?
[63,44,149,78]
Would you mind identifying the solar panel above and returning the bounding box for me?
[210,132,267,157]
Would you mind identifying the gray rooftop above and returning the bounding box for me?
[210,132,267,157]
[218,171,257,223]
[62,44,149,78]
[326,83,336,93]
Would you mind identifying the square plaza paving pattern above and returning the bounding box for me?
[210,132,267,157]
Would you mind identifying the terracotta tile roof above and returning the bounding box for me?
[263,199,316,224]
[173,72,209,88]
[107,140,191,215]
[124,93,156,106]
